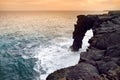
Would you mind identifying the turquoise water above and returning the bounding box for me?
[0,11,105,80]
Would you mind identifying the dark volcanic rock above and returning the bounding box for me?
[70,15,95,51]
[47,63,101,80]
[47,11,120,80]
[66,63,101,80]
[109,11,120,16]
[105,45,120,57]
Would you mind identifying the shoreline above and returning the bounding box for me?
[47,11,120,80]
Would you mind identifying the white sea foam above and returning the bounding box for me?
[0,11,94,80]
[34,30,93,80]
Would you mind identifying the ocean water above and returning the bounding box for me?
[0,11,105,80]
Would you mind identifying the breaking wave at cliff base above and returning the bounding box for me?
[0,11,97,80]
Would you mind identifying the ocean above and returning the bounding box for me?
[0,11,106,80]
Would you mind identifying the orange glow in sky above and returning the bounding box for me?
[0,0,120,11]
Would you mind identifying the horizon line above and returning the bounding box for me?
[0,10,107,12]
[0,10,120,12]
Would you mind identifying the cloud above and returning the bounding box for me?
[0,0,120,10]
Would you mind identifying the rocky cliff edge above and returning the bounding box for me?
[46,11,120,80]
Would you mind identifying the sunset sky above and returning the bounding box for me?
[0,0,120,11]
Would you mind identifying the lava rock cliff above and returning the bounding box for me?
[47,11,120,80]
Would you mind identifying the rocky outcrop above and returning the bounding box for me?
[70,15,95,51]
[47,11,120,80]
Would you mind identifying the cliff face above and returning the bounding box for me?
[47,11,120,80]
[70,15,95,51]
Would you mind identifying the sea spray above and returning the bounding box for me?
[0,11,94,80]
